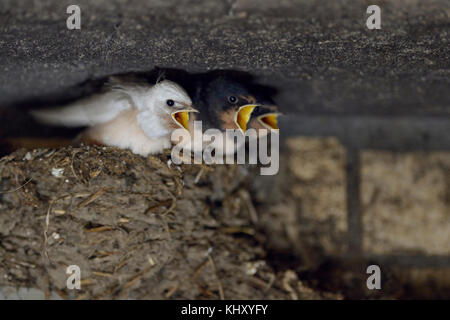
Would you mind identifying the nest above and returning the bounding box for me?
[0,146,335,299]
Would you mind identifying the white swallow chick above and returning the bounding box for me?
[31,77,198,156]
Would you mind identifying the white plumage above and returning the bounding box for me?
[31,78,196,156]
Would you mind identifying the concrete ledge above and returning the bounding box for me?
[0,0,448,116]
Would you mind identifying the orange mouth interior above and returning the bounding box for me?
[258,113,279,130]
[171,111,191,131]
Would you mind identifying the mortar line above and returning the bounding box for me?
[346,146,363,255]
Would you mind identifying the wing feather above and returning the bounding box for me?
[31,89,132,127]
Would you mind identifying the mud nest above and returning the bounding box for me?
[0,146,338,299]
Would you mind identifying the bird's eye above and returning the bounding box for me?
[166,99,175,107]
[228,96,237,104]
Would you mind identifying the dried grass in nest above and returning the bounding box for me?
[0,146,334,299]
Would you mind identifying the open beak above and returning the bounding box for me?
[171,109,198,132]
[234,104,258,134]
[257,113,280,130]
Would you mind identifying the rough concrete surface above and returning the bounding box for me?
[0,0,448,117]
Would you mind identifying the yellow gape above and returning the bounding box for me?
[171,110,193,131]
[235,105,257,133]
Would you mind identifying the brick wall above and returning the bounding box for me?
[287,137,448,298]
[256,115,450,298]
